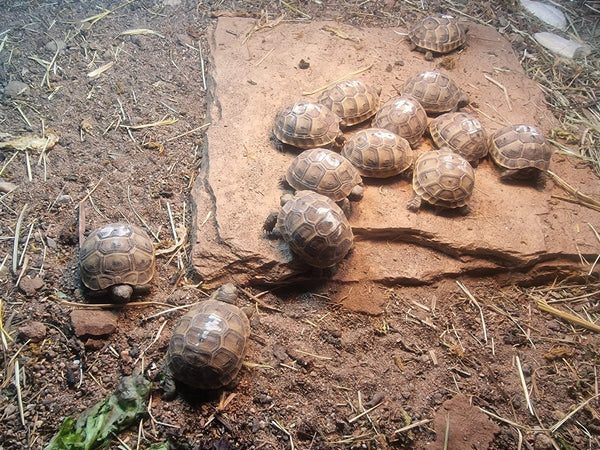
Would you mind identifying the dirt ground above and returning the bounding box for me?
[1,1,600,449]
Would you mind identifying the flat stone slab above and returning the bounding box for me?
[191,17,600,306]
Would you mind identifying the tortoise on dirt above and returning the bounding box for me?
[371,94,427,149]
[285,148,364,207]
[273,101,343,149]
[407,148,475,214]
[342,128,413,178]
[79,222,155,303]
[164,283,251,397]
[264,190,354,268]
[317,79,381,128]
[407,13,467,61]
[403,71,469,114]
[429,112,488,164]
[489,124,552,189]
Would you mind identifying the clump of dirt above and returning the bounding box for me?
[1,1,599,449]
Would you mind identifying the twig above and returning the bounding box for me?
[478,407,533,431]
[12,203,28,273]
[239,286,283,313]
[516,355,535,416]
[302,64,374,95]
[456,281,488,344]
[484,74,513,111]
[166,202,178,241]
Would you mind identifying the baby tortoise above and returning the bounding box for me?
[318,79,380,128]
[285,148,364,210]
[408,148,475,214]
[429,112,488,164]
[371,94,428,149]
[164,283,251,398]
[264,190,354,268]
[408,13,467,61]
[342,128,413,178]
[79,223,155,303]
[489,124,552,189]
[273,101,342,149]
[403,71,469,114]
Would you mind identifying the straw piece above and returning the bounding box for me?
[536,299,600,333]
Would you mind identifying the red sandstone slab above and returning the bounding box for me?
[191,17,600,290]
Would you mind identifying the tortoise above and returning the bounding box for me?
[164,283,251,397]
[407,148,475,214]
[429,112,488,164]
[371,94,428,149]
[285,148,364,208]
[79,222,155,303]
[264,190,354,268]
[273,101,343,149]
[317,79,381,128]
[342,128,413,178]
[407,13,467,61]
[489,124,552,189]
[403,71,469,114]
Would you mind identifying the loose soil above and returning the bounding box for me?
[1,1,599,449]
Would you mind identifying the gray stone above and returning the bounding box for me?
[4,80,29,97]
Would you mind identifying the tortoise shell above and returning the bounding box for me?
[167,299,250,390]
[429,112,488,163]
[342,128,413,178]
[277,190,353,268]
[408,14,466,58]
[403,71,469,114]
[318,79,380,127]
[79,222,155,302]
[408,149,475,211]
[273,101,341,148]
[489,124,551,171]
[371,95,427,149]
[285,148,363,202]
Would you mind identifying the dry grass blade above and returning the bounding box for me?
[81,0,138,27]
[165,122,210,143]
[271,418,295,450]
[550,394,600,433]
[12,203,28,273]
[347,402,383,423]
[119,29,165,38]
[14,360,25,426]
[119,116,178,130]
[456,281,488,344]
[484,74,513,111]
[516,355,535,416]
[547,170,600,212]
[280,0,310,19]
[87,61,115,78]
[535,299,600,333]
[393,418,431,434]
[0,298,14,350]
[302,64,374,95]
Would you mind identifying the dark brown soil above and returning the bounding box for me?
[1,1,599,449]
